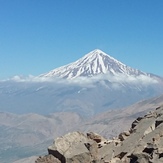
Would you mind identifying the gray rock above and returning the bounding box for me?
[48,131,97,162]
[35,154,61,163]
[66,152,92,163]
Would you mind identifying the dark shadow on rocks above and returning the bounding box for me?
[159,153,163,158]
[48,149,66,163]
[115,152,127,160]
[128,154,138,163]
[143,147,154,156]
[155,120,163,128]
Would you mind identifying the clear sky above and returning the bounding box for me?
[0,0,163,79]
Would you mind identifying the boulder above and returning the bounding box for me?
[48,131,98,162]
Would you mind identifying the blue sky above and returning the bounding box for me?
[0,0,163,79]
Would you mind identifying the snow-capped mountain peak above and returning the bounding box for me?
[41,49,146,79]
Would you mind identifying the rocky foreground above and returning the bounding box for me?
[36,105,163,163]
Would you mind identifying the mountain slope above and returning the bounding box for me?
[40,49,149,79]
[76,94,163,138]
[0,111,82,163]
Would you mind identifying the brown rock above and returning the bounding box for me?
[87,132,106,143]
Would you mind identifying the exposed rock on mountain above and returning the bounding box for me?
[36,105,163,163]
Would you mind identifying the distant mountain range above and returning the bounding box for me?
[1,94,163,163]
